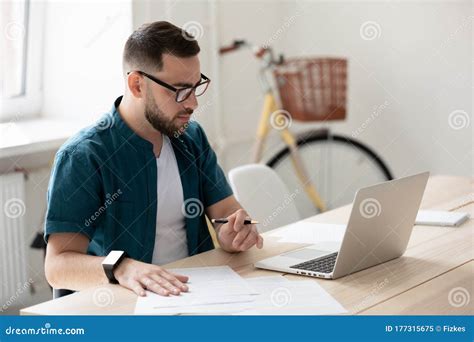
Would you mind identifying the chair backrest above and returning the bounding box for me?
[228,164,301,233]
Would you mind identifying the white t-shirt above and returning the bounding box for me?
[151,135,189,265]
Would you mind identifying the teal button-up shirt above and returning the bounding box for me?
[45,96,233,263]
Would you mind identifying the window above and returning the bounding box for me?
[0,0,43,122]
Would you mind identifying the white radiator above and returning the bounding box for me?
[0,172,28,305]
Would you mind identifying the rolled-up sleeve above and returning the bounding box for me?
[44,149,102,242]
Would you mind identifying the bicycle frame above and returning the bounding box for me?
[254,91,327,212]
[219,40,327,212]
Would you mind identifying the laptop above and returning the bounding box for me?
[255,172,429,279]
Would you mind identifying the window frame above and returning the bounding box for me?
[0,1,44,122]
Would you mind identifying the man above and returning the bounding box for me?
[44,21,263,297]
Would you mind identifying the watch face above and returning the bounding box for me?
[102,250,124,266]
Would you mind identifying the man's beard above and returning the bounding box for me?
[144,93,193,137]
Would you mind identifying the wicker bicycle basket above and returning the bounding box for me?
[273,58,347,122]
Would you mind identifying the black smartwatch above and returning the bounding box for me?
[102,250,127,284]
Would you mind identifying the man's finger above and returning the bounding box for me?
[232,210,249,233]
[232,225,251,248]
[239,229,259,251]
[257,233,264,249]
[161,271,189,292]
[130,280,146,297]
[219,213,236,236]
[140,277,170,296]
[150,274,182,295]
[168,272,189,283]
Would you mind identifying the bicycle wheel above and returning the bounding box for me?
[267,129,393,218]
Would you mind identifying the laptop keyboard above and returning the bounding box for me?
[289,252,338,274]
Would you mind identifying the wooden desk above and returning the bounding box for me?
[21,175,473,315]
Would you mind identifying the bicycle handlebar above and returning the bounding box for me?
[218,40,247,54]
[219,39,285,66]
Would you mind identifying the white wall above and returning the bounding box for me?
[274,0,472,178]
[42,0,133,121]
[202,1,471,178]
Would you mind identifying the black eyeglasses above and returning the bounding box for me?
[127,71,210,103]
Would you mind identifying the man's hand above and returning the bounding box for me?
[114,258,189,297]
[216,209,264,252]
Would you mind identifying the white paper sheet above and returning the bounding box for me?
[234,277,347,315]
[268,222,347,244]
[135,270,347,315]
[147,276,291,315]
[134,266,259,315]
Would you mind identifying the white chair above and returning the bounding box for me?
[228,164,301,233]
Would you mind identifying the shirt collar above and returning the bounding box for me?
[110,96,153,150]
[110,96,193,157]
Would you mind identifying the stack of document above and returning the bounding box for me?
[134,266,258,315]
[134,266,347,315]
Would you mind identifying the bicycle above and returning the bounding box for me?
[219,40,393,217]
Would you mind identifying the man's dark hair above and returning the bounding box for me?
[123,21,200,73]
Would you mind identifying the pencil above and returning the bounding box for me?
[211,218,259,225]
